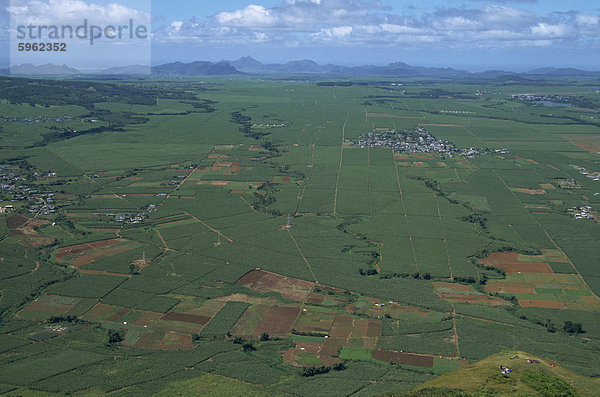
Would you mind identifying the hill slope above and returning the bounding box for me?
[392,351,600,396]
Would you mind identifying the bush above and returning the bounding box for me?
[107,329,124,345]
[521,370,578,397]
[563,321,584,335]
[301,366,331,377]
[242,342,255,352]
[233,336,245,344]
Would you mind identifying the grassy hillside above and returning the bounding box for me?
[393,351,600,396]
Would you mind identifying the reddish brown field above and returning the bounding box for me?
[162,312,211,325]
[157,218,193,226]
[230,190,245,194]
[254,306,300,335]
[412,153,436,160]
[71,246,133,267]
[479,252,553,273]
[485,282,536,294]
[134,331,164,349]
[519,300,567,309]
[372,350,434,368]
[156,332,195,350]
[394,154,410,160]
[306,294,325,304]
[130,311,164,329]
[320,337,347,356]
[6,215,30,229]
[107,307,130,322]
[82,303,125,321]
[330,315,353,338]
[438,293,510,306]
[11,230,54,247]
[19,300,73,318]
[414,161,425,167]
[351,319,369,338]
[236,270,315,302]
[565,137,600,153]
[367,319,382,337]
[55,239,122,259]
[517,188,546,195]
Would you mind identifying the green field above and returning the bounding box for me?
[1,75,600,395]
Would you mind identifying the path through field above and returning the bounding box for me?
[333,111,349,214]
[287,228,318,283]
[393,154,419,273]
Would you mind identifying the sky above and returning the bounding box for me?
[2,0,600,71]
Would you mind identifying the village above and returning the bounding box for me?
[567,205,595,220]
[0,167,56,215]
[355,127,509,157]
[570,164,600,183]
[1,115,75,124]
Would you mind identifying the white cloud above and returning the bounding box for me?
[214,4,276,27]
[7,0,151,26]
[151,1,600,50]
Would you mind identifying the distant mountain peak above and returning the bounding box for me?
[5,63,80,75]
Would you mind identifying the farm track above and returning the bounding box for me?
[156,229,172,251]
[156,146,216,210]
[433,192,454,280]
[287,228,318,283]
[83,173,125,201]
[240,196,256,213]
[367,146,372,216]
[183,211,234,243]
[295,127,323,215]
[393,154,419,273]
[332,111,349,214]
[451,304,460,359]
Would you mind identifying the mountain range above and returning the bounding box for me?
[2,57,600,79]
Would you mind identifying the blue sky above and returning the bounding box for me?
[2,0,600,71]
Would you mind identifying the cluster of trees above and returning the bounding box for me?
[301,362,346,377]
[379,272,431,280]
[519,316,585,335]
[461,213,488,230]
[252,182,279,213]
[358,268,378,276]
[107,329,124,345]
[47,315,79,323]
[230,110,268,140]
[232,335,264,351]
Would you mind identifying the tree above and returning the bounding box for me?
[260,332,270,341]
[563,321,584,335]
[233,336,245,344]
[107,329,124,345]
[242,342,255,352]
[333,362,346,371]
